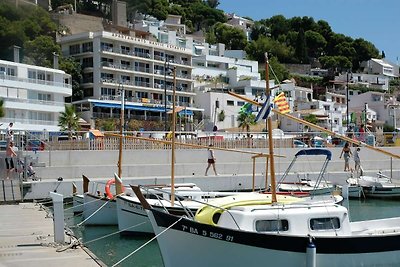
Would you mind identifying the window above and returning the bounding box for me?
[227,100,234,106]
[84,88,93,97]
[101,87,116,96]
[82,57,93,68]
[7,68,15,76]
[256,220,289,232]
[38,93,51,101]
[121,45,130,55]
[310,217,340,230]
[237,101,245,106]
[82,42,93,52]
[37,72,45,80]
[101,42,113,52]
[83,72,93,83]
[69,44,80,55]
[28,70,36,79]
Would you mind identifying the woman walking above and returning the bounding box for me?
[339,142,352,172]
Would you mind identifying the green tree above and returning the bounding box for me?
[303,114,318,125]
[305,30,326,58]
[59,57,83,101]
[24,36,61,67]
[58,105,80,139]
[237,112,256,133]
[213,22,247,50]
[294,28,307,63]
[352,38,380,70]
[0,98,5,118]
[246,36,293,63]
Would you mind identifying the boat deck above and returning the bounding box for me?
[0,202,103,267]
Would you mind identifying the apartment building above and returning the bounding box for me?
[59,31,199,125]
[0,59,72,132]
[192,47,274,130]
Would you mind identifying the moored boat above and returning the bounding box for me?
[135,186,400,267]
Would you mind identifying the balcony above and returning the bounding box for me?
[0,73,71,89]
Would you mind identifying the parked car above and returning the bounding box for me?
[312,139,325,148]
[293,140,308,148]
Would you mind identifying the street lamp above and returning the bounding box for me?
[346,71,351,133]
[164,56,171,131]
[116,82,124,194]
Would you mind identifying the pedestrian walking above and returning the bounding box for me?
[5,141,17,179]
[340,142,352,172]
[205,144,218,176]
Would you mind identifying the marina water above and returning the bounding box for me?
[66,199,400,267]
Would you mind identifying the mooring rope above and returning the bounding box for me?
[83,222,148,245]
[77,198,113,227]
[111,216,184,267]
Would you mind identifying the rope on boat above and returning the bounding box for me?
[111,216,184,267]
[64,196,104,211]
[77,197,114,227]
[83,222,148,245]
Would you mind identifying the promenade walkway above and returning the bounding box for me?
[0,202,102,267]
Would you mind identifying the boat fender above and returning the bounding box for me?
[306,235,316,267]
[105,178,125,199]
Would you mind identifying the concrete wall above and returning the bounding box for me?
[9,146,400,199]
[17,146,400,180]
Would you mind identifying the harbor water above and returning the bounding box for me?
[65,199,400,267]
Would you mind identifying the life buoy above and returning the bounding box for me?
[105,178,125,199]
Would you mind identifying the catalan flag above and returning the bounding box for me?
[274,92,290,114]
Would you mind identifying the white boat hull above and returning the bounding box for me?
[116,195,200,234]
[82,193,117,225]
[148,209,400,267]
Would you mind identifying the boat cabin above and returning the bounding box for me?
[217,203,352,237]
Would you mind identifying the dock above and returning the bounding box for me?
[0,202,103,267]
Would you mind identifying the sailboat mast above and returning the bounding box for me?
[116,84,124,194]
[265,53,277,203]
[171,66,177,205]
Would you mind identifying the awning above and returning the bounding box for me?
[179,109,193,116]
[93,102,165,112]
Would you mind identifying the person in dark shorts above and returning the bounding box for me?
[205,144,218,176]
[5,141,17,179]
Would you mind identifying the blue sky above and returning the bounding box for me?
[219,0,399,64]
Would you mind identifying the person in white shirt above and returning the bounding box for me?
[205,144,218,176]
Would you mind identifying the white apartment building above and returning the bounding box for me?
[225,13,254,40]
[192,46,273,130]
[349,91,397,127]
[59,31,200,126]
[0,59,72,132]
[278,83,345,134]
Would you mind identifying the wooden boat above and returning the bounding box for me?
[138,190,400,267]
[72,175,90,214]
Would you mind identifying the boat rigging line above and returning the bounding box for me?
[110,217,184,267]
[76,195,121,227]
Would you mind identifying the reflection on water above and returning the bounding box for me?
[65,199,400,267]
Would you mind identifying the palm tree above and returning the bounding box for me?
[58,104,80,139]
[237,112,256,134]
